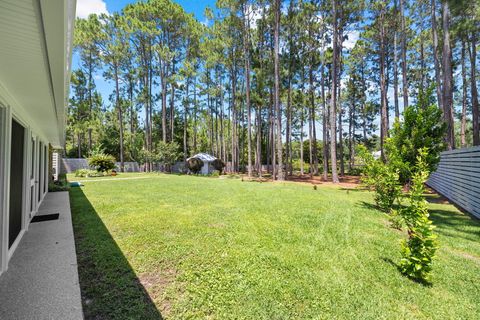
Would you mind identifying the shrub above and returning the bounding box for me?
[88,153,116,172]
[49,181,70,192]
[348,166,363,176]
[75,169,90,177]
[86,170,105,177]
[187,157,203,174]
[358,145,401,212]
[74,169,105,178]
[399,148,438,282]
[389,209,404,230]
[155,142,180,172]
[389,85,446,183]
[291,159,310,173]
[49,173,69,192]
[211,159,225,174]
[138,149,156,166]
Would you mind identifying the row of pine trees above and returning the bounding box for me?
[69,0,479,181]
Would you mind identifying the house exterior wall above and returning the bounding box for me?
[0,0,75,277]
[0,98,51,277]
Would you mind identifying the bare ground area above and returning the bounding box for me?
[239,173,363,189]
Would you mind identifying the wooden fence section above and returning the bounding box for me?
[427,146,480,219]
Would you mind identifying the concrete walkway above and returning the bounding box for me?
[0,192,83,320]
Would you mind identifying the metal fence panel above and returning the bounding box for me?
[427,146,480,218]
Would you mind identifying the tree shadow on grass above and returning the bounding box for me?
[428,209,480,243]
[358,201,392,213]
[359,199,480,239]
[69,187,163,320]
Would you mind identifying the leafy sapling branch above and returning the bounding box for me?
[399,148,438,283]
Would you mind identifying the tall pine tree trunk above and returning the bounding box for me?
[330,0,339,183]
[274,0,284,181]
[231,66,238,172]
[300,108,304,175]
[431,0,443,112]
[400,0,408,109]
[256,104,262,176]
[161,62,168,143]
[184,78,189,160]
[193,74,198,154]
[243,4,253,177]
[309,65,319,176]
[393,0,400,119]
[470,35,480,145]
[461,41,467,148]
[286,75,292,177]
[337,20,345,176]
[321,61,329,181]
[115,66,124,172]
[442,0,455,150]
[380,7,388,160]
[170,62,176,143]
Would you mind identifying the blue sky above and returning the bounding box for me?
[74,0,215,106]
[76,0,215,20]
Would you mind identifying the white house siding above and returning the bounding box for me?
[0,0,75,277]
[0,98,51,276]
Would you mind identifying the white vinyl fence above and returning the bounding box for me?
[60,158,185,174]
[427,146,480,219]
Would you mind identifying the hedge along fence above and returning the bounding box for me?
[427,146,480,219]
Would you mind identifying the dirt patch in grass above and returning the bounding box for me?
[139,268,179,316]
[445,247,480,264]
[424,188,451,205]
[287,174,361,188]
[208,222,226,229]
[236,173,362,188]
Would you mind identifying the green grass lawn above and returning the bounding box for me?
[69,173,480,319]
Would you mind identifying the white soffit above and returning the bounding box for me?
[0,0,75,147]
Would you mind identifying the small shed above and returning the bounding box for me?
[187,153,217,175]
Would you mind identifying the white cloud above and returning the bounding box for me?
[76,0,109,19]
[248,4,267,30]
[344,30,360,50]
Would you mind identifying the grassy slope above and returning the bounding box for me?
[70,174,480,319]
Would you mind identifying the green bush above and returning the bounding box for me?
[138,149,156,165]
[187,157,203,174]
[49,173,69,192]
[74,169,105,178]
[390,85,446,183]
[88,153,116,172]
[291,159,310,173]
[358,145,401,212]
[86,170,105,177]
[399,149,438,282]
[75,169,90,177]
[155,141,180,172]
[348,166,363,176]
[389,209,404,230]
[49,182,70,192]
